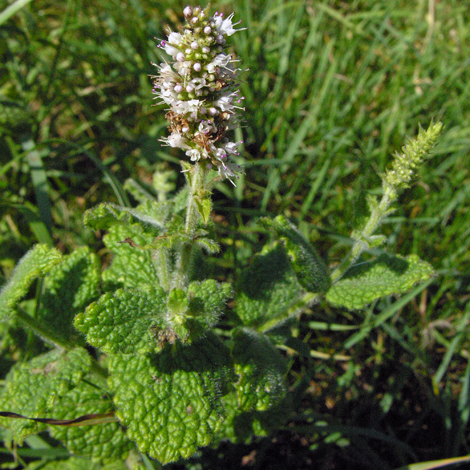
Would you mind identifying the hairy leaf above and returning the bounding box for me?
[232,328,287,411]
[194,194,212,226]
[216,389,293,443]
[263,215,330,293]
[0,348,91,441]
[148,215,190,250]
[102,224,159,289]
[184,280,232,340]
[24,458,128,470]
[83,202,166,232]
[212,330,291,443]
[74,285,168,355]
[0,244,63,319]
[38,247,100,342]
[108,334,234,464]
[326,253,436,309]
[235,242,305,331]
[195,236,220,254]
[49,382,133,463]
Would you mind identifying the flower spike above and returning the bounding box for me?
[153,6,245,184]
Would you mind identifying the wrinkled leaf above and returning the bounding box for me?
[83,202,165,232]
[49,382,133,463]
[235,242,305,331]
[216,389,293,443]
[212,329,291,444]
[74,285,168,355]
[0,348,91,441]
[326,254,436,309]
[0,244,63,319]
[38,247,100,342]
[24,458,128,470]
[262,215,330,293]
[108,334,234,464]
[194,195,212,226]
[185,279,230,333]
[102,224,159,290]
[232,328,287,412]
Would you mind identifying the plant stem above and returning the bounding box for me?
[185,161,207,233]
[173,161,207,289]
[16,308,76,351]
[331,183,397,283]
[16,307,109,379]
[153,249,171,292]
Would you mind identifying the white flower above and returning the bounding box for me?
[162,133,191,150]
[163,43,179,58]
[190,77,207,91]
[212,12,243,37]
[159,88,178,105]
[218,160,242,185]
[168,32,182,45]
[223,141,241,155]
[174,60,192,77]
[214,94,235,112]
[186,149,202,161]
[198,120,216,134]
[206,53,231,73]
[173,99,201,115]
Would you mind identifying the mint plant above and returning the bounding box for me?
[0,5,443,469]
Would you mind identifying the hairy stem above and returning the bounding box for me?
[173,161,208,289]
[331,184,397,283]
[16,308,109,379]
[16,308,75,351]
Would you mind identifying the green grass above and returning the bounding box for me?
[1,0,470,468]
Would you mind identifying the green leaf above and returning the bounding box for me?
[37,247,100,342]
[83,202,165,232]
[74,285,168,355]
[168,288,191,341]
[326,253,436,310]
[232,328,287,412]
[172,186,190,215]
[180,161,193,184]
[0,244,63,319]
[24,457,128,470]
[0,348,91,442]
[188,280,231,319]
[184,280,232,341]
[108,334,234,464]
[234,242,305,331]
[0,0,34,26]
[148,214,189,250]
[216,389,293,443]
[167,288,189,315]
[194,195,212,225]
[195,236,220,254]
[124,178,158,204]
[263,215,330,293]
[212,329,291,444]
[133,199,175,227]
[49,382,133,463]
[102,224,159,290]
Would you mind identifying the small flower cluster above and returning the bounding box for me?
[153,6,245,184]
[383,121,443,189]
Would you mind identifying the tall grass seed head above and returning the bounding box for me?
[153,6,245,184]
